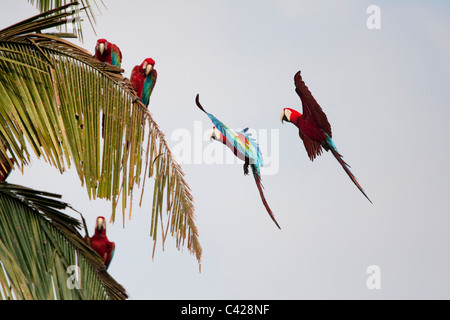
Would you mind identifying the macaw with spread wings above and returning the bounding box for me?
[280,71,372,203]
[196,94,281,229]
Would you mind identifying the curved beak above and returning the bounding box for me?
[209,128,216,141]
[145,64,153,76]
[95,217,105,231]
[280,110,287,124]
[98,42,105,55]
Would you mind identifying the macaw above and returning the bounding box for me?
[280,71,372,203]
[196,94,281,229]
[130,58,157,107]
[94,38,122,68]
[94,39,123,136]
[87,216,115,269]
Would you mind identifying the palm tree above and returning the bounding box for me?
[0,1,201,299]
[0,183,128,299]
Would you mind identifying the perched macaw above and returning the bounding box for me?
[87,216,115,269]
[196,94,281,229]
[94,38,122,68]
[130,58,157,107]
[280,71,372,203]
[94,39,123,136]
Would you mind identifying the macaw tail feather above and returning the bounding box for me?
[251,165,281,229]
[324,135,372,204]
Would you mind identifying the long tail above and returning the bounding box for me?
[251,165,281,229]
[324,135,373,204]
[195,94,207,113]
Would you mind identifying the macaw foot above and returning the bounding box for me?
[132,96,140,103]
[243,164,249,176]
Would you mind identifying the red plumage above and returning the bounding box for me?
[130,64,145,99]
[251,168,281,229]
[281,71,372,203]
[87,216,115,269]
[130,58,157,107]
[94,38,122,67]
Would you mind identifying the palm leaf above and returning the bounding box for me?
[0,3,201,267]
[26,0,105,41]
[0,182,128,300]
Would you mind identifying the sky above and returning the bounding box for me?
[3,0,450,299]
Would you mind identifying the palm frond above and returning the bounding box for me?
[26,0,105,41]
[0,4,201,267]
[0,182,128,300]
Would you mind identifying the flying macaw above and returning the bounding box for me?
[94,38,122,68]
[280,71,372,203]
[130,58,157,107]
[196,94,281,229]
[87,216,115,269]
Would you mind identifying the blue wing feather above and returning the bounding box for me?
[111,51,121,68]
[196,95,262,170]
[204,111,262,168]
[142,71,156,106]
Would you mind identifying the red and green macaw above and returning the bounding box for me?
[94,38,122,68]
[280,71,372,203]
[196,94,281,229]
[130,58,157,107]
[94,39,123,136]
[87,216,115,269]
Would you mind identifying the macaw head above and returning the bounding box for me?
[280,108,301,124]
[141,58,156,76]
[209,126,226,144]
[95,39,108,56]
[95,216,107,232]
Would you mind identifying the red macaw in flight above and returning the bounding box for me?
[94,38,122,68]
[196,94,281,229]
[130,58,157,107]
[87,216,115,269]
[280,71,372,203]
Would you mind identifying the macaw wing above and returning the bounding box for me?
[294,71,332,137]
[141,69,157,106]
[236,128,263,168]
[299,128,323,161]
[110,44,122,68]
[105,242,115,269]
[195,94,236,142]
[195,95,262,165]
[206,111,243,157]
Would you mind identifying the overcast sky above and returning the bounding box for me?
[3,0,450,299]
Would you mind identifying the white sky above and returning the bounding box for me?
[3,0,450,299]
